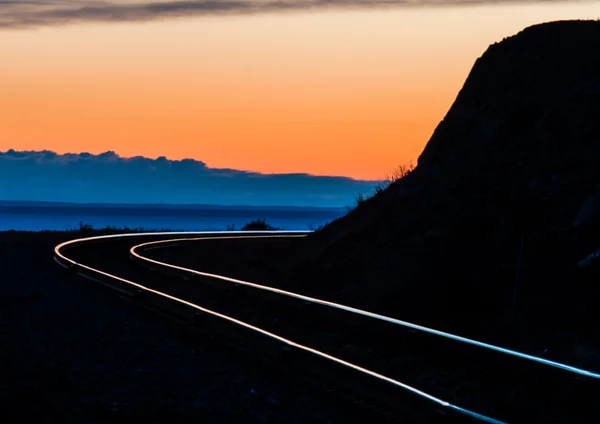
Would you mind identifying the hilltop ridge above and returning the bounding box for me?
[289,20,600,350]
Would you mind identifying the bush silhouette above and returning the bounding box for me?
[374,162,414,195]
[241,219,278,231]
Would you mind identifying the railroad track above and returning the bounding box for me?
[54,232,600,423]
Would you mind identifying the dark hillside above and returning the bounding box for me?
[290,20,600,354]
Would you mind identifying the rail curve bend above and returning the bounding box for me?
[55,231,597,423]
[131,235,600,381]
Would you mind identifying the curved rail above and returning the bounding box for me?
[55,231,504,424]
[132,235,600,381]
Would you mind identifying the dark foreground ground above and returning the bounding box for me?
[151,235,600,370]
[4,230,600,423]
[0,231,378,424]
[140,236,600,421]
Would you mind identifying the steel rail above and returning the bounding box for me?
[54,231,504,424]
[132,235,600,380]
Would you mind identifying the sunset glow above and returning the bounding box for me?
[1,2,598,179]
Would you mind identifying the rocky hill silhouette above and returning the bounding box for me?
[290,20,600,353]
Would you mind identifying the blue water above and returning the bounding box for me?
[0,202,346,232]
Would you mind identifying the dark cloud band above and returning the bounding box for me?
[0,150,377,207]
[0,0,574,29]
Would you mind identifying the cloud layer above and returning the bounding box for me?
[0,150,377,207]
[0,0,572,29]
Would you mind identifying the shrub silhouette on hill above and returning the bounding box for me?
[374,162,415,195]
[349,162,415,212]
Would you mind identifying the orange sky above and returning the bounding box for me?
[1,2,599,180]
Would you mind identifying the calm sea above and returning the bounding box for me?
[0,202,346,232]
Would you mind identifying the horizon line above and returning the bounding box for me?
[0,199,350,210]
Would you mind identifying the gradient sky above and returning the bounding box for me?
[1,1,599,180]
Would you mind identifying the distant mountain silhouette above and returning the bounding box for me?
[292,20,600,344]
[0,150,376,207]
